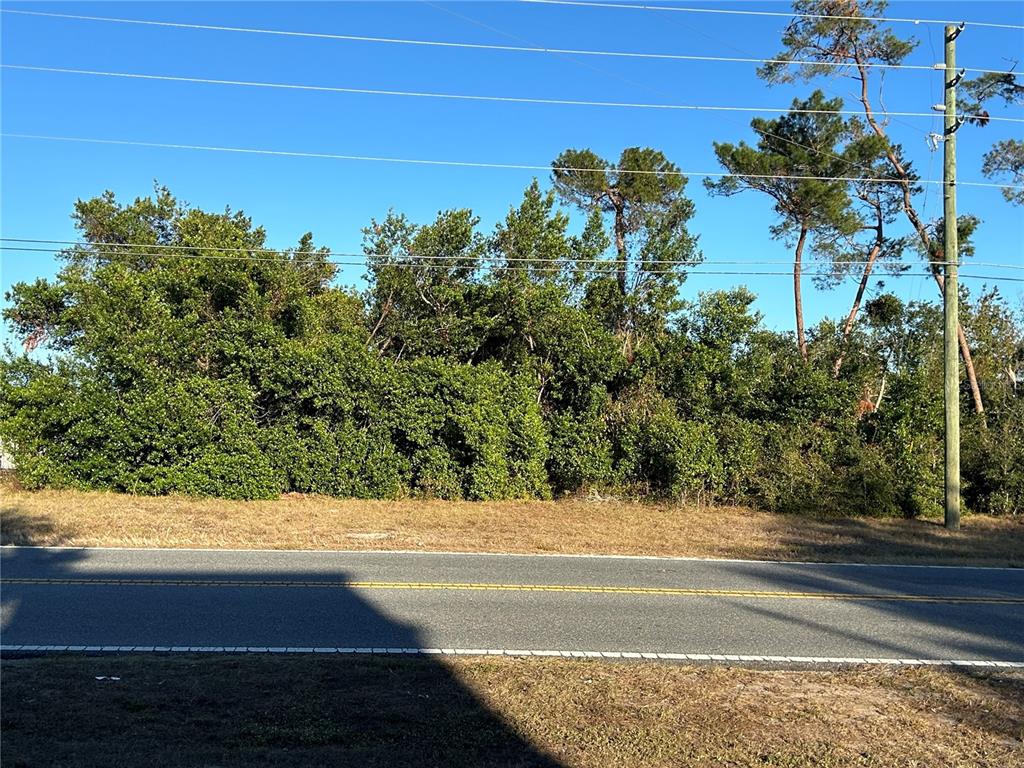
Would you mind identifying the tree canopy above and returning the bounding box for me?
[551,147,699,359]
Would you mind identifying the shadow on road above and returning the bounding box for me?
[0,528,564,768]
[713,557,1024,661]
[4,508,1024,765]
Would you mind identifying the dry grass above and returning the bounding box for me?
[2,654,1021,767]
[3,486,1023,565]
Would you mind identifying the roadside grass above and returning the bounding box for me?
[2,654,1021,767]
[3,486,1023,566]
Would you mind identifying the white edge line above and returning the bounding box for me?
[1,545,1018,571]
[1,645,1021,667]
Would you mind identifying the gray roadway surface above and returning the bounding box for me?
[2,547,1023,660]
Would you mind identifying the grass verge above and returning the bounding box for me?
[3,487,1023,566]
[2,654,1021,767]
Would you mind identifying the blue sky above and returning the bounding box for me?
[2,0,1022,349]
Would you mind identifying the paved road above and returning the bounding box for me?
[2,547,1023,662]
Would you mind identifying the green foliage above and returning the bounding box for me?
[552,148,686,220]
[550,147,699,356]
[980,139,1024,205]
[758,1,916,84]
[0,362,279,499]
[2,179,1021,517]
[386,359,550,500]
[706,91,859,237]
[545,389,614,494]
[869,372,944,518]
[960,71,1023,114]
[363,208,487,360]
[963,406,1024,516]
[960,291,1024,515]
[607,384,724,502]
[960,71,1023,186]
[706,91,894,354]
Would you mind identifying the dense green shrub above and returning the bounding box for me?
[545,390,615,494]
[607,385,725,502]
[963,405,1024,516]
[384,359,550,500]
[710,415,762,500]
[0,363,280,499]
[2,186,1021,513]
[870,373,945,518]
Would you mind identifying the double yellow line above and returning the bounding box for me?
[3,577,1022,604]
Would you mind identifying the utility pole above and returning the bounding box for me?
[942,23,965,531]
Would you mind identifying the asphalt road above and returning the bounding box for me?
[2,547,1023,662]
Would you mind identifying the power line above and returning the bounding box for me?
[3,61,1007,191]
[16,241,995,280]
[1,8,1015,76]
[0,243,826,277]
[521,0,1024,32]
[4,9,1016,237]
[4,241,1022,274]
[6,246,704,274]
[3,245,1019,283]
[424,0,925,189]
[592,0,931,180]
[4,134,1020,190]
[6,64,1022,123]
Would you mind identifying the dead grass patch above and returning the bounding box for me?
[1,654,1021,767]
[2,488,1022,565]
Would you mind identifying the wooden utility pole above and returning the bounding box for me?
[942,23,964,531]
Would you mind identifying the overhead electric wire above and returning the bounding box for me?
[1,8,1016,76]
[642,0,938,145]
[1,3,955,182]
[3,245,1020,283]
[0,10,996,181]
[424,0,922,188]
[920,26,941,220]
[6,65,1022,124]
[4,246,704,274]
[4,240,1022,274]
[3,134,1020,190]
[521,0,1024,31]
[3,13,1018,291]
[0,243,829,277]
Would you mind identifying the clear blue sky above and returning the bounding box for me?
[2,0,1022,349]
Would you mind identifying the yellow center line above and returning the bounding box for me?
[2,577,1021,604]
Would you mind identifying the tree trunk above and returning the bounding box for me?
[874,372,887,411]
[794,225,809,361]
[833,240,881,378]
[613,198,627,295]
[610,194,634,358]
[929,265,986,415]
[853,60,984,414]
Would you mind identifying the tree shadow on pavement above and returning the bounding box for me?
[0,537,564,768]
[717,557,1024,659]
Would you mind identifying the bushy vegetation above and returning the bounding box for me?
[2,182,1021,515]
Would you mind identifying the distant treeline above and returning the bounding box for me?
[2,182,1020,515]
